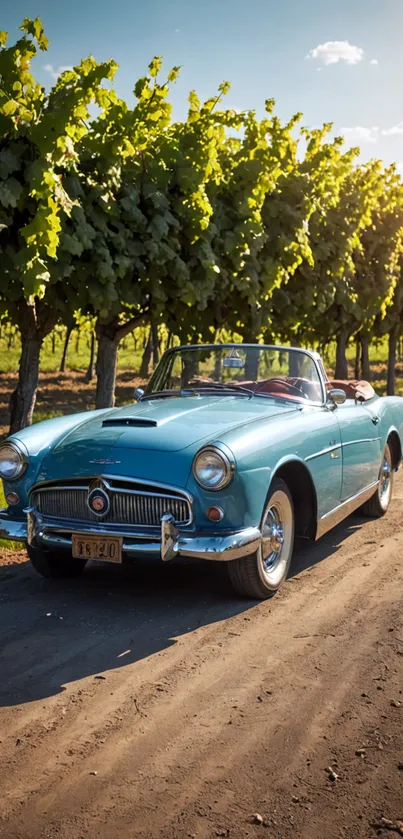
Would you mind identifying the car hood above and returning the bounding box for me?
[52,396,298,455]
[30,396,298,487]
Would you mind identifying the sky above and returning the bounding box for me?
[2,0,403,169]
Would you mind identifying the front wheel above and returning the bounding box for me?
[228,478,294,600]
[27,545,88,579]
[360,443,394,518]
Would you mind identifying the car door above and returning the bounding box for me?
[302,406,343,517]
[335,398,382,501]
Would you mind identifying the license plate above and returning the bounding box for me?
[72,534,122,563]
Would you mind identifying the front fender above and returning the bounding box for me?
[2,409,112,517]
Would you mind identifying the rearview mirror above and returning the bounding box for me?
[223,357,244,369]
[327,388,347,408]
[134,387,144,401]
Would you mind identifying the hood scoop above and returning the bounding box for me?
[102,417,158,428]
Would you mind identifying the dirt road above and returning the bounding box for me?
[1,477,403,839]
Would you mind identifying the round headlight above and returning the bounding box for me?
[0,444,26,481]
[193,447,233,491]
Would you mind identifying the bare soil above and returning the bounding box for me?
[1,475,403,839]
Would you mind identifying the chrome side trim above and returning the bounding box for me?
[305,445,341,462]
[306,438,380,464]
[316,481,379,539]
[341,438,380,447]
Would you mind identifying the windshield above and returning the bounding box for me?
[144,346,324,404]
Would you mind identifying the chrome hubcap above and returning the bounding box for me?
[269,523,284,554]
[262,506,284,570]
[258,488,294,590]
[380,456,391,499]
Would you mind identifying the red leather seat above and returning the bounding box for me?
[253,379,312,402]
[256,380,291,395]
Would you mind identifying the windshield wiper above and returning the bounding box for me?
[189,383,255,397]
[140,389,198,401]
[141,383,255,400]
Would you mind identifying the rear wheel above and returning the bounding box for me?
[360,442,394,518]
[228,478,294,600]
[27,545,88,579]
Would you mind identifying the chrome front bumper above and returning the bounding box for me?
[0,509,261,563]
[0,510,29,542]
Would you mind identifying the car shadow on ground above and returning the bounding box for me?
[0,513,364,708]
[290,514,365,578]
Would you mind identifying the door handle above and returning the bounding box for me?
[372,416,380,425]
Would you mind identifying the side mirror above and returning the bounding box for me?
[134,387,144,402]
[327,388,347,408]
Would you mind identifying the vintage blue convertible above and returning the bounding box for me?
[0,344,402,599]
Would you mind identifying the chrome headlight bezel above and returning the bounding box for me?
[192,445,234,492]
[0,441,28,482]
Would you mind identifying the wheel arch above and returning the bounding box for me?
[386,428,402,470]
[271,457,317,540]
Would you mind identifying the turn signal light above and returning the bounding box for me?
[6,492,20,505]
[206,506,224,522]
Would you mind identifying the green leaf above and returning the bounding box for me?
[0,178,23,208]
[167,66,181,83]
[0,149,21,179]
[0,99,18,117]
[134,76,148,99]
[20,16,49,50]
[148,56,162,78]
[218,81,231,96]
[188,90,200,112]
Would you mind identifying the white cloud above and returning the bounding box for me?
[306,40,364,66]
[370,59,379,65]
[341,125,379,143]
[44,63,73,81]
[382,122,403,136]
[340,121,403,143]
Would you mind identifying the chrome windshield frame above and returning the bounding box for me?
[144,344,328,407]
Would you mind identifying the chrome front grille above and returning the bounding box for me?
[32,482,191,527]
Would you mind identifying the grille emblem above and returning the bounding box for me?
[87,482,110,517]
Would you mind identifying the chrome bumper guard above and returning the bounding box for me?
[0,509,261,563]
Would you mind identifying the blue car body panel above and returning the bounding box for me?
[2,394,402,530]
[2,349,403,553]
